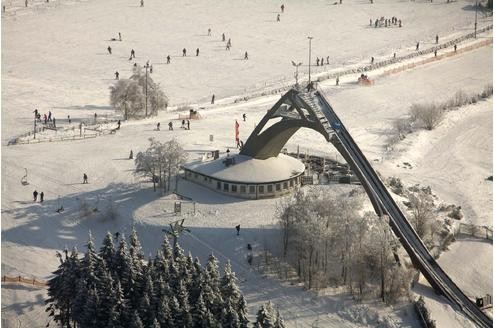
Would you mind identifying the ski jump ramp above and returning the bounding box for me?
[240,87,492,328]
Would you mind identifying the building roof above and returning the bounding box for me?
[184,153,305,183]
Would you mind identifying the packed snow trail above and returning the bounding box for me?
[302,88,492,328]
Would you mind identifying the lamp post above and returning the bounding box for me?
[474,1,478,38]
[307,36,313,84]
[291,61,302,87]
[144,61,149,117]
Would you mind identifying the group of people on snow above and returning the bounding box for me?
[371,16,402,28]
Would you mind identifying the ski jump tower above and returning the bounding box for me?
[237,86,491,328]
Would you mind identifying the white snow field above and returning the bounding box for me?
[1,0,493,327]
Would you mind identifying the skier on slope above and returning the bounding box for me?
[33,190,38,202]
[115,71,119,80]
[40,191,44,203]
[83,173,88,184]
[167,55,171,64]
[182,48,187,56]
[244,51,248,60]
[107,46,112,54]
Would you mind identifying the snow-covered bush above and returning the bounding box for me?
[255,301,286,328]
[46,231,249,328]
[110,67,168,119]
[386,177,405,195]
[409,103,444,131]
[134,138,187,192]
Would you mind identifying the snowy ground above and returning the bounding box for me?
[2,0,493,327]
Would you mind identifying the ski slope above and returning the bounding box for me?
[2,0,493,327]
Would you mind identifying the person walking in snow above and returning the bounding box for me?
[150,65,153,73]
[140,0,143,7]
[44,114,47,125]
[83,173,88,184]
[48,110,52,121]
[157,122,160,131]
[33,108,39,119]
[281,4,284,12]
[416,42,419,51]
[117,120,121,129]
[68,115,71,124]
[167,55,171,64]
[196,48,200,56]
[208,28,211,36]
[434,50,437,57]
[326,56,329,64]
[187,120,190,130]
[435,34,439,44]
[94,112,97,123]
[181,119,185,128]
[227,38,231,47]
[52,117,56,128]
[316,57,320,66]
[40,191,44,203]
[454,44,457,52]
[242,113,246,121]
[371,56,374,64]
[211,94,215,104]
[107,46,112,54]
[222,33,226,42]
[277,14,280,22]
[168,121,173,130]
[182,48,187,56]
[235,224,240,236]
[129,150,133,159]
[131,49,135,58]
[118,32,122,41]
[336,76,339,86]
[115,71,119,80]
[33,190,38,202]
[244,51,248,60]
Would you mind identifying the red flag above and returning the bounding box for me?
[235,120,240,141]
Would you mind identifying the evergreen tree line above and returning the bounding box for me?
[46,229,250,328]
[278,190,412,304]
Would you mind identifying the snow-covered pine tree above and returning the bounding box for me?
[45,248,80,328]
[139,271,156,327]
[221,300,240,328]
[201,254,224,319]
[255,301,277,328]
[80,287,100,328]
[95,262,116,325]
[130,310,144,328]
[176,280,193,327]
[153,250,170,282]
[274,309,286,328]
[129,227,144,260]
[161,236,174,262]
[238,294,250,328]
[99,231,115,269]
[156,294,174,327]
[188,257,203,306]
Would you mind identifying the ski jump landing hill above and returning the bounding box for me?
[240,87,492,328]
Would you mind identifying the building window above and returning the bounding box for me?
[231,185,238,192]
[267,185,273,192]
[276,184,281,191]
[283,182,288,189]
[290,180,294,187]
[249,186,255,194]
[240,185,246,193]
[223,183,229,191]
[258,185,264,193]
[217,181,221,189]
[187,171,191,177]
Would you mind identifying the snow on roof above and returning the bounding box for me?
[184,153,305,183]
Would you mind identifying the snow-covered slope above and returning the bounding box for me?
[2,1,492,327]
